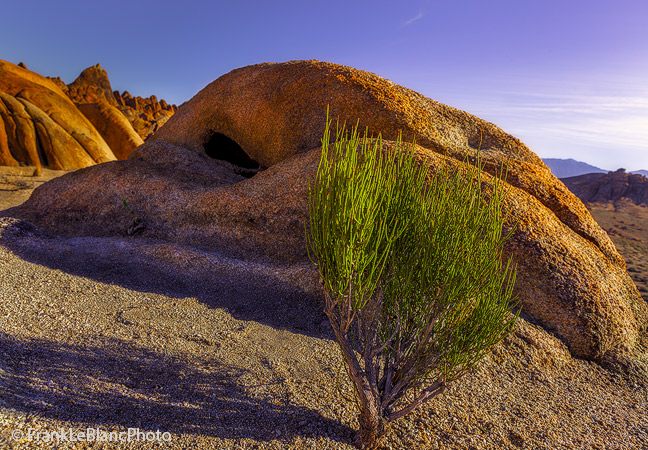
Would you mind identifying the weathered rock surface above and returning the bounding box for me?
[0,92,39,167]
[152,61,620,267]
[6,61,647,368]
[15,95,96,169]
[563,169,648,206]
[0,60,116,170]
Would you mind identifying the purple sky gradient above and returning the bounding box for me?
[1,0,647,170]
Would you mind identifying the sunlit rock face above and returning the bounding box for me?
[0,60,178,170]
[75,102,143,160]
[0,60,116,170]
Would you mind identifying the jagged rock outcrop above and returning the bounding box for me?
[0,60,116,170]
[113,90,176,140]
[562,169,648,206]
[6,60,647,368]
[67,64,117,106]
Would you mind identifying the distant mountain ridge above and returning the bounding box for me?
[543,158,607,178]
[561,169,648,206]
[543,158,647,179]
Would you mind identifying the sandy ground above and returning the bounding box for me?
[0,171,646,449]
[0,166,69,212]
[588,202,648,301]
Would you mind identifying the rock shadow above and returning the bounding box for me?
[0,217,331,340]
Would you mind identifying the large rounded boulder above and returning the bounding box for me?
[6,60,647,365]
[152,61,620,267]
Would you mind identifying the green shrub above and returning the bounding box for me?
[306,114,518,449]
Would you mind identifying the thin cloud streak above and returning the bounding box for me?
[498,97,647,148]
[404,12,424,25]
[458,89,648,170]
[486,95,648,114]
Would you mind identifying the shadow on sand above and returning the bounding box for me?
[0,332,353,443]
[0,218,330,339]
[0,219,353,444]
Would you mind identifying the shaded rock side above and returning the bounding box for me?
[76,103,144,160]
[0,60,116,170]
[562,169,648,206]
[7,61,647,366]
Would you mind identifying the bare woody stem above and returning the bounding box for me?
[323,287,386,449]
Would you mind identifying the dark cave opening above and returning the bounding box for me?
[204,132,260,170]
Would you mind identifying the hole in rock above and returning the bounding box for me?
[204,132,260,171]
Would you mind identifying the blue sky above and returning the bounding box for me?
[1,0,647,170]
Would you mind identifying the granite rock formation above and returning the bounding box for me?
[67,64,117,105]
[562,169,648,206]
[6,60,647,369]
[0,60,116,170]
[0,60,176,169]
[66,64,175,144]
[67,64,176,141]
[112,90,176,140]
